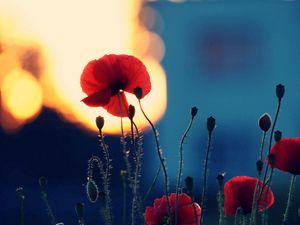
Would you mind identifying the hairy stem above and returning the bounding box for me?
[283,175,297,224]
[175,115,196,225]
[138,100,171,221]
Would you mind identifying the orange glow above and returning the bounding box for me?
[2,69,43,121]
[0,1,167,134]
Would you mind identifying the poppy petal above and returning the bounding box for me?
[224,176,274,217]
[103,92,129,117]
[117,55,151,98]
[270,138,300,175]
[80,59,111,95]
[81,89,111,107]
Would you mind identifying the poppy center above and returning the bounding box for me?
[111,81,126,95]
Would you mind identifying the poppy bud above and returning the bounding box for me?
[256,160,264,173]
[259,113,272,132]
[120,170,128,178]
[268,154,276,167]
[274,130,282,142]
[39,176,47,191]
[86,179,99,203]
[75,202,84,219]
[134,87,143,99]
[276,84,285,100]
[191,107,198,119]
[184,176,194,193]
[207,116,216,133]
[95,116,104,131]
[216,172,225,187]
[128,105,135,120]
[16,187,25,199]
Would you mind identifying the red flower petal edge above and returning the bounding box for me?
[270,137,300,175]
[144,193,201,225]
[224,176,274,217]
[80,54,151,117]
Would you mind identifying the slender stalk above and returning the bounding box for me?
[16,187,25,225]
[98,131,113,225]
[138,100,171,221]
[117,93,133,188]
[217,187,225,225]
[131,119,144,225]
[143,165,161,202]
[283,175,297,224]
[200,130,213,224]
[175,115,196,225]
[261,167,274,225]
[261,100,281,192]
[259,132,267,161]
[121,171,127,225]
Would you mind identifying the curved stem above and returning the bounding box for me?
[283,175,297,224]
[138,100,171,221]
[175,116,196,225]
[200,131,213,224]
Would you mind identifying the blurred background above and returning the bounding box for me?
[1,0,300,224]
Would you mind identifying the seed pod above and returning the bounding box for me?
[276,84,285,100]
[134,87,143,99]
[128,105,135,120]
[96,116,104,131]
[86,179,99,203]
[256,160,264,173]
[274,130,282,142]
[207,116,216,133]
[258,113,272,132]
[191,107,198,118]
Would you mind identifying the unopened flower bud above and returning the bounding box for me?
[128,105,135,120]
[274,130,282,142]
[16,187,25,199]
[207,116,216,133]
[191,107,198,119]
[268,154,276,167]
[259,113,272,132]
[75,202,84,219]
[216,172,225,187]
[134,87,143,99]
[86,179,99,203]
[256,160,264,173]
[276,84,285,100]
[184,176,194,193]
[120,170,128,178]
[96,116,104,131]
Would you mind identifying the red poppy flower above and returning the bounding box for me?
[144,193,201,225]
[80,54,151,117]
[224,176,274,217]
[270,138,300,175]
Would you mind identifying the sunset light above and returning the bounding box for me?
[0,0,167,134]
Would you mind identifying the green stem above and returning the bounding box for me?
[261,167,274,225]
[138,100,171,221]
[259,132,267,161]
[200,130,213,224]
[131,120,144,225]
[143,165,161,202]
[99,131,113,225]
[175,116,196,225]
[117,93,133,188]
[121,173,127,225]
[217,189,225,225]
[261,99,281,192]
[20,197,25,225]
[283,175,297,224]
